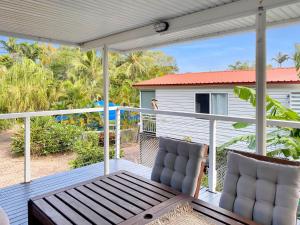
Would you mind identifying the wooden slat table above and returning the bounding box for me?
[28,170,259,225]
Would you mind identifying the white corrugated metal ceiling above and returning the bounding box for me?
[0,0,299,51]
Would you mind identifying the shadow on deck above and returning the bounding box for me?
[0,159,221,225]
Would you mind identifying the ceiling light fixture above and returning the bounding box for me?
[154,21,169,33]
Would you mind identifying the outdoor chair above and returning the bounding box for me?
[219,150,300,225]
[0,207,9,225]
[151,137,208,198]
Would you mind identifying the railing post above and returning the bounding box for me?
[103,45,110,175]
[208,119,217,192]
[256,4,267,155]
[24,117,31,183]
[115,108,121,159]
[139,113,143,133]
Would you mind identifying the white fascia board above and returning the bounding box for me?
[80,0,298,50]
[0,30,79,47]
[119,16,300,53]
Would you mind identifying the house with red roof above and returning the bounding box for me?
[134,67,300,148]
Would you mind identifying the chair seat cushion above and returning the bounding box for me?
[219,152,300,225]
[151,137,206,196]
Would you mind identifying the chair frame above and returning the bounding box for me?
[230,150,300,167]
[194,144,208,198]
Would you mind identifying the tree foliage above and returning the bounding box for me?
[228,61,253,70]
[294,44,300,75]
[0,39,177,112]
[272,52,289,68]
[12,117,83,156]
[219,86,300,159]
[0,58,56,112]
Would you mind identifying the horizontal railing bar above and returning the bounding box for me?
[0,107,118,120]
[120,107,256,122]
[1,106,300,129]
[120,107,300,129]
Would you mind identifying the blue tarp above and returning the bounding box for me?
[95,100,119,121]
[55,101,139,124]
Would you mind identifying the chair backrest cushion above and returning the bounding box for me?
[151,137,206,196]
[0,207,9,225]
[219,151,300,225]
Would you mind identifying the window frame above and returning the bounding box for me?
[140,90,156,109]
[194,92,229,115]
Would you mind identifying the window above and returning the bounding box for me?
[195,93,228,115]
[195,94,210,113]
[211,93,228,115]
[141,91,155,109]
[289,92,300,114]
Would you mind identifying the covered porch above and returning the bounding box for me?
[0,0,300,224]
[0,159,221,225]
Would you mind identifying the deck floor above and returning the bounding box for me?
[0,159,221,225]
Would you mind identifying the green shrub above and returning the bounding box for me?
[11,116,83,156]
[0,119,14,131]
[70,132,123,168]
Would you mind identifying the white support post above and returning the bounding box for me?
[256,4,267,155]
[24,117,31,183]
[139,91,143,133]
[208,119,217,192]
[115,108,121,159]
[103,45,110,175]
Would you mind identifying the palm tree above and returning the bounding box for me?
[272,52,289,67]
[0,38,43,63]
[19,42,42,62]
[0,38,20,55]
[228,61,251,70]
[72,50,102,81]
[117,51,148,80]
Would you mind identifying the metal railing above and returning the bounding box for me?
[141,114,156,133]
[119,107,300,192]
[1,106,300,192]
[0,107,118,183]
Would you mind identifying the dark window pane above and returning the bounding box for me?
[195,94,209,113]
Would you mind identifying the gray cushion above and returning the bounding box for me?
[219,152,300,225]
[0,207,9,225]
[151,137,206,196]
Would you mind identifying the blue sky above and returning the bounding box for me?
[1,23,300,73]
[155,23,300,73]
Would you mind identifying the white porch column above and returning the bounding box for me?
[208,119,217,192]
[255,4,267,155]
[103,45,110,175]
[115,108,121,159]
[24,117,31,182]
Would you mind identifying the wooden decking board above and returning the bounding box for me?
[0,159,220,225]
[1,168,105,202]
[0,164,101,194]
[2,174,104,208]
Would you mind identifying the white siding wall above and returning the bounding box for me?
[154,85,295,151]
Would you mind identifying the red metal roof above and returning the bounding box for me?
[134,68,300,88]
